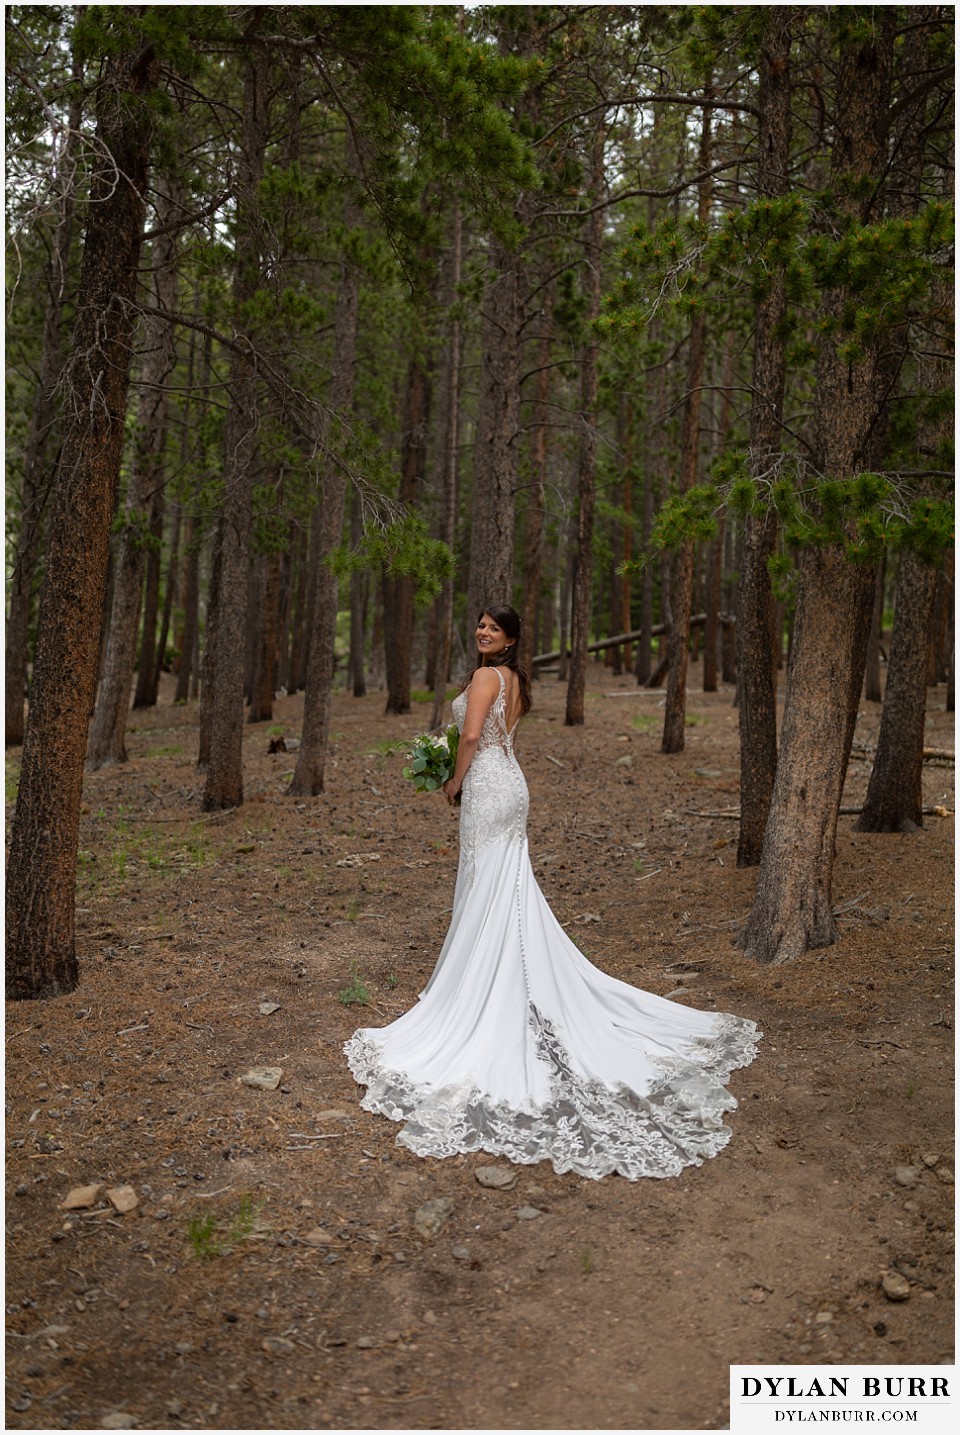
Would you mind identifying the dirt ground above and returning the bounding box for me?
[4,657,955,1432]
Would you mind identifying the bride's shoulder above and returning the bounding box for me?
[470,667,501,696]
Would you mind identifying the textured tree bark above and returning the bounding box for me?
[738,15,895,961]
[348,487,367,698]
[5,70,82,748]
[738,548,877,963]
[133,482,165,707]
[467,246,521,631]
[248,542,282,723]
[566,127,606,728]
[430,203,463,731]
[635,360,662,687]
[384,355,431,714]
[6,35,158,1000]
[174,520,200,704]
[517,278,552,682]
[286,521,308,694]
[704,342,735,694]
[857,549,938,832]
[86,178,178,766]
[722,522,739,686]
[154,498,181,688]
[289,136,361,796]
[202,35,268,810]
[863,558,886,703]
[662,88,712,752]
[736,7,792,865]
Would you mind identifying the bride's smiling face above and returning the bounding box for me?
[476,613,514,662]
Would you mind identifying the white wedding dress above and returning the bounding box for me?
[345,670,760,1180]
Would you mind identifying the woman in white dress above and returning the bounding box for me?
[345,604,760,1180]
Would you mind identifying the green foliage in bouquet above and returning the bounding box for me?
[403,726,459,793]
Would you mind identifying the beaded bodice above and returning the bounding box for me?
[452,668,529,883]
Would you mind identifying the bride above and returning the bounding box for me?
[345,604,760,1180]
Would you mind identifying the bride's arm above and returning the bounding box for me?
[443,668,500,805]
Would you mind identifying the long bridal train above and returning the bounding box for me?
[345,670,760,1181]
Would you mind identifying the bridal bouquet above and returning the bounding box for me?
[403,725,459,794]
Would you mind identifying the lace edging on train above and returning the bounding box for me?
[343,1005,761,1182]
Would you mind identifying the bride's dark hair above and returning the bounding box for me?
[463,603,532,717]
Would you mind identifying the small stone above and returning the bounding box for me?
[316,1109,351,1120]
[262,1336,295,1355]
[10,1396,32,1413]
[451,1245,471,1261]
[175,1342,194,1355]
[105,1185,139,1214]
[614,755,633,767]
[814,1310,833,1324]
[101,1414,136,1429]
[881,1270,911,1302]
[423,1310,438,1326]
[413,1198,454,1240]
[303,1228,333,1247]
[894,1165,920,1188]
[258,1002,281,1016]
[60,1183,105,1211]
[239,1067,282,1091]
[517,1205,543,1221]
[356,1335,376,1349]
[934,1165,953,1186]
[920,1152,940,1168]
[474,1166,517,1191]
[35,1325,70,1342]
[526,1185,547,1202]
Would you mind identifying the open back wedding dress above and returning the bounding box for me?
[345,670,760,1180]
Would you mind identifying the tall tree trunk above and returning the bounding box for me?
[348,487,367,698]
[635,377,660,686]
[6,35,159,1000]
[202,33,268,810]
[155,498,181,686]
[175,520,200,704]
[466,244,521,630]
[662,88,712,752]
[618,391,634,673]
[384,355,432,713]
[133,481,165,707]
[286,520,308,693]
[517,277,552,681]
[856,548,938,832]
[249,536,282,723]
[863,556,886,702]
[5,68,82,747]
[566,127,606,727]
[722,522,739,686]
[86,180,178,765]
[738,15,895,962]
[736,9,793,864]
[430,203,463,730]
[704,340,735,693]
[289,137,361,796]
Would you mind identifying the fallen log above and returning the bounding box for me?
[531,612,733,666]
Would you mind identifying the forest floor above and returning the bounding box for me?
[4,657,955,1433]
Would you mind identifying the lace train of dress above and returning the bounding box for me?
[345,671,760,1180]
